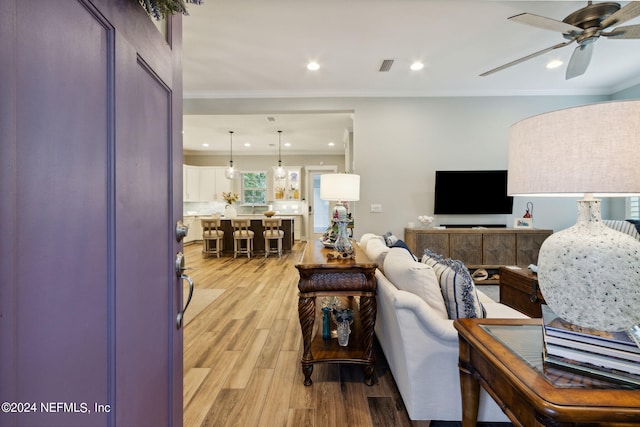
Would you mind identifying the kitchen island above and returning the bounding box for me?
[200,217,294,255]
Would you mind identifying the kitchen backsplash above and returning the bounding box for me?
[183,200,305,216]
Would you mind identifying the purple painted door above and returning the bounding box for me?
[0,1,183,426]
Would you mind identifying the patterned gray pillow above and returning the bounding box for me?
[422,249,485,319]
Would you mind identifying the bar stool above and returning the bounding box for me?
[201,217,224,258]
[262,218,284,258]
[231,218,254,259]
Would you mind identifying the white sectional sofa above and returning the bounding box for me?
[359,233,528,422]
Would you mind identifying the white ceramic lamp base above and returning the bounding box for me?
[537,200,640,331]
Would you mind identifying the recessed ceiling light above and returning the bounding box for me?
[546,59,563,69]
[284,142,291,147]
[243,143,251,147]
[410,61,424,71]
[307,61,320,71]
[328,142,335,147]
[201,143,209,147]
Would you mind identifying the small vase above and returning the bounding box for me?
[333,220,353,255]
[224,205,237,218]
[322,307,331,340]
[337,321,351,346]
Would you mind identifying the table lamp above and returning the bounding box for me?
[508,100,640,331]
[320,173,360,255]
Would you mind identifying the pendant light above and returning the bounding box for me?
[225,130,238,180]
[274,130,286,180]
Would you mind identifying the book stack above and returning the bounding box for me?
[541,304,640,386]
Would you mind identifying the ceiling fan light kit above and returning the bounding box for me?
[482,1,640,79]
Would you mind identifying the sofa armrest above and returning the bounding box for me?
[392,287,459,341]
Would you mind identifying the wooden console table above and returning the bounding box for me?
[295,240,377,386]
[405,228,552,283]
[454,318,640,427]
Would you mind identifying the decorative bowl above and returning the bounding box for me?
[263,211,276,217]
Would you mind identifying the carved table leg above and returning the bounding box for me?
[360,295,377,386]
[298,295,315,386]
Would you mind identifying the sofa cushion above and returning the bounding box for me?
[359,233,383,251]
[391,239,418,261]
[365,237,390,272]
[422,249,485,320]
[384,248,448,319]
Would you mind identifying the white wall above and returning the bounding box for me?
[185,91,637,240]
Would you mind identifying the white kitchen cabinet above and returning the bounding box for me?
[215,167,231,197]
[198,167,217,202]
[273,166,301,201]
[293,216,301,241]
[183,165,230,202]
[182,216,199,244]
[183,165,200,202]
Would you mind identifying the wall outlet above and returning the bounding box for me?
[370,204,382,213]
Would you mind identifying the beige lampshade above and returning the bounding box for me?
[320,174,360,201]
[508,100,640,197]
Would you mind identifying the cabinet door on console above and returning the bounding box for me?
[516,233,550,265]
[483,233,516,266]
[450,233,482,265]
[416,233,449,258]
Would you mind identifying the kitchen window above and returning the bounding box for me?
[241,171,267,204]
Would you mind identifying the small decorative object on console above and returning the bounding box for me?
[333,308,355,347]
[418,215,434,227]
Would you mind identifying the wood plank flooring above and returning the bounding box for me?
[182,240,430,427]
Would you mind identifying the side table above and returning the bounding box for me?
[454,318,640,426]
[295,240,377,386]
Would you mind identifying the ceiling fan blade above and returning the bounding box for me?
[480,40,574,77]
[509,12,582,34]
[606,24,640,39]
[565,43,594,80]
[600,1,640,29]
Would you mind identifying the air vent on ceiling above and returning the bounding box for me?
[379,59,394,72]
[267,116,275,122]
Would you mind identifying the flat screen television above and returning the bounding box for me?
[434,170,513,215]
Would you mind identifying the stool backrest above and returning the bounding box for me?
[231,218,251,232]
[262,218,282,232]
[202,218,222,236]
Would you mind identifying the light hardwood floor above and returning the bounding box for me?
[182,240,431,427]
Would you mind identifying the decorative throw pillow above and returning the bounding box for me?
[422,249,485,319]
[384,248,448,319]
[383,232,398,247]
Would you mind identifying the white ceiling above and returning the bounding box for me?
[181,1,640,155]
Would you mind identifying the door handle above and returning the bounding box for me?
[177,273,194,329]
[175,251,194,329]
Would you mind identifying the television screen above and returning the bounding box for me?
[434,170,513,215]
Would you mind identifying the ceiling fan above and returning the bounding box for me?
[481,1,640,79]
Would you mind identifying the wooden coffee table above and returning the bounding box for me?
[454,318,640,427]
[295,240,377,386]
